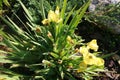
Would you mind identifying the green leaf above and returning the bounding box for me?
[66,72,77,80]
[50,52,59,58]
[3,0,10,7]
[0,55,13,63]
[17,0,34,22]
[64,5,76,25]
[1,16,31,40]
[69,0,90,34]
[40,0,46,19]
[61,0,67,19]
[0,75,19,80]
[0,0,3,10]
[0,50,8,54]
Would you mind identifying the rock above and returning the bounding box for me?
[88,0,120,34]
[89,0,120,11]
[111,0,120,4]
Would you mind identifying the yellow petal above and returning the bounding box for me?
[87,39,98,51]
[83,53,104,66]
[77,61,87,73]
[47,31,52,38]
[95,58,104,66]
[42,19,49,25]
[55,6,60,15]
[80,46,89,56]
[83,53,97,65]
[48,10,59,23]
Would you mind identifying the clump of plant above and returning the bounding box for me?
[0,0,105,80]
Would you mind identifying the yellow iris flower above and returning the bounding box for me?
[42,6,62,25]
[79,39,104,66]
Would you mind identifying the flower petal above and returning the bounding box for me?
[87,39,99,51]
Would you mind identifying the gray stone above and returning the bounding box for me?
[89,0,120,11]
